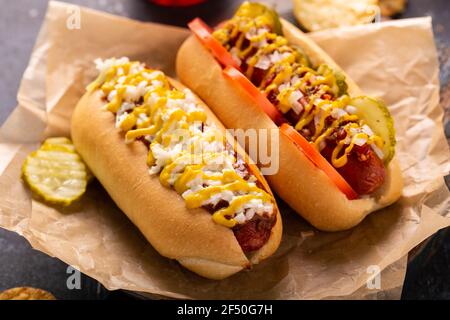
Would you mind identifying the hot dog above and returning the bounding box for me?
[176,2,403,231]
[70,57,282,280]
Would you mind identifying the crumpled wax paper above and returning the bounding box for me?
[0,1,448,299]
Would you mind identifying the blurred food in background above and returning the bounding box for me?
[150,0,207,6]
[0,287,56,300]
[293,0,379,31]
[293,0,408,32]
[379,0,407,17]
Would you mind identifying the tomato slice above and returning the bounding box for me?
[188,18,240,69]
[223,66,286,126]
[280,124,358,200]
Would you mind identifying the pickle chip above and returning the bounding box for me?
[349,96,396,164]
[41,136,76,153]
[22,137,90,206]
[317,64,348,96]
[235,1,283,35]
[293,0,379,32]
[0,287,56,300]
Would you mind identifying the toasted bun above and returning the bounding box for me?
[176,19,403,231]
[70,80,282,280]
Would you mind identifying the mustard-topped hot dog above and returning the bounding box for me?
[176,2,403,231]
[71,57,282,279]
[211,3,390,196]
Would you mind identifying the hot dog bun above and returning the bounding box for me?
[176,19,403,231]
[70,79,282,280]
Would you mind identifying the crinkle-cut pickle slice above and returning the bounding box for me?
[41,137,76,153]
[40,136,94,180]
[22,138,89,206]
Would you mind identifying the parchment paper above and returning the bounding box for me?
[0,1,449,300]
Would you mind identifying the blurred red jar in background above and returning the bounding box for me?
[150,0,207,6]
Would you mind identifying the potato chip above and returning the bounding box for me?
[0,287,56,300]
[379,0,407,17]
[293,0,380,32]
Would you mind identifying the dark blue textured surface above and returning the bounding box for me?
[0,0,448,300]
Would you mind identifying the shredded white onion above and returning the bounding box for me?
[115,112,128,129]
[245,208,255,220]
[270,51,282,63]
[107,90,117,101]
[319,140,326,151]
[229,47,242,66]
[343,136,352,145]
[136,113,149,126]
[331,107,348,119]
[314,113,322,126]
[117,102,135,115]
[353,137,367,146]
[245,27,257,40]
[371,144,385,159]
[278,82,290,92]
[349,127,359,135]
[117,76,126,84]
[362,124,374,136]
[289,91,304,114]
[345,105,358,114]
[290,75,300,86]
[234,213,246,224]
[124,85,140,101]
[254,55,271,70]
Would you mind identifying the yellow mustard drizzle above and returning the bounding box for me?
[331,124,384,167]
[88,58,274,228]
[212,15,385,168]
[212,194,269,227]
